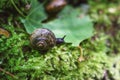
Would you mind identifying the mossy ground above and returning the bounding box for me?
[0,0,120,80]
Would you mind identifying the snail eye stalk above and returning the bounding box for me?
[62,35,66,40]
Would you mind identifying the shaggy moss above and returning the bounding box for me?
[0,26,110,80]
[0,0,120,80]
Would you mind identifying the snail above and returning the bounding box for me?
[30,28,65,51]
[45,0,67,13]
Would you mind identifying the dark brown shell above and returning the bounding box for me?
[30,28,56,51]
[46,0,67,13]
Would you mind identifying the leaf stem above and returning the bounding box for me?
[11,0,25,17]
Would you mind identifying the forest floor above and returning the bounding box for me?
[0,0,120,80]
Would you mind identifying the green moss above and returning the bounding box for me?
[0,26,110,80]
[0,0,120,80]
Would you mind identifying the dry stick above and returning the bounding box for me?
[0,67,18,79]
[78,46,85,62]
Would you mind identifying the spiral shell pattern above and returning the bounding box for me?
[30,28,56,51]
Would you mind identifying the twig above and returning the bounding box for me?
[78,46,85,62]
[0,67,18,79]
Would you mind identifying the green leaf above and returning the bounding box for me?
[43,9,94,46]
[21,0,47,34]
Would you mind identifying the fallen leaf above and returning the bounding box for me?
[43,9,94,46]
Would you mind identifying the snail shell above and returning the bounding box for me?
[30,28,56,51]
[46,0,67,13]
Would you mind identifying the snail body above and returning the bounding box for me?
[30,28,65,51]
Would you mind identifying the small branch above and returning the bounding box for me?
[78,46,85,62]
[0,67,18,79]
